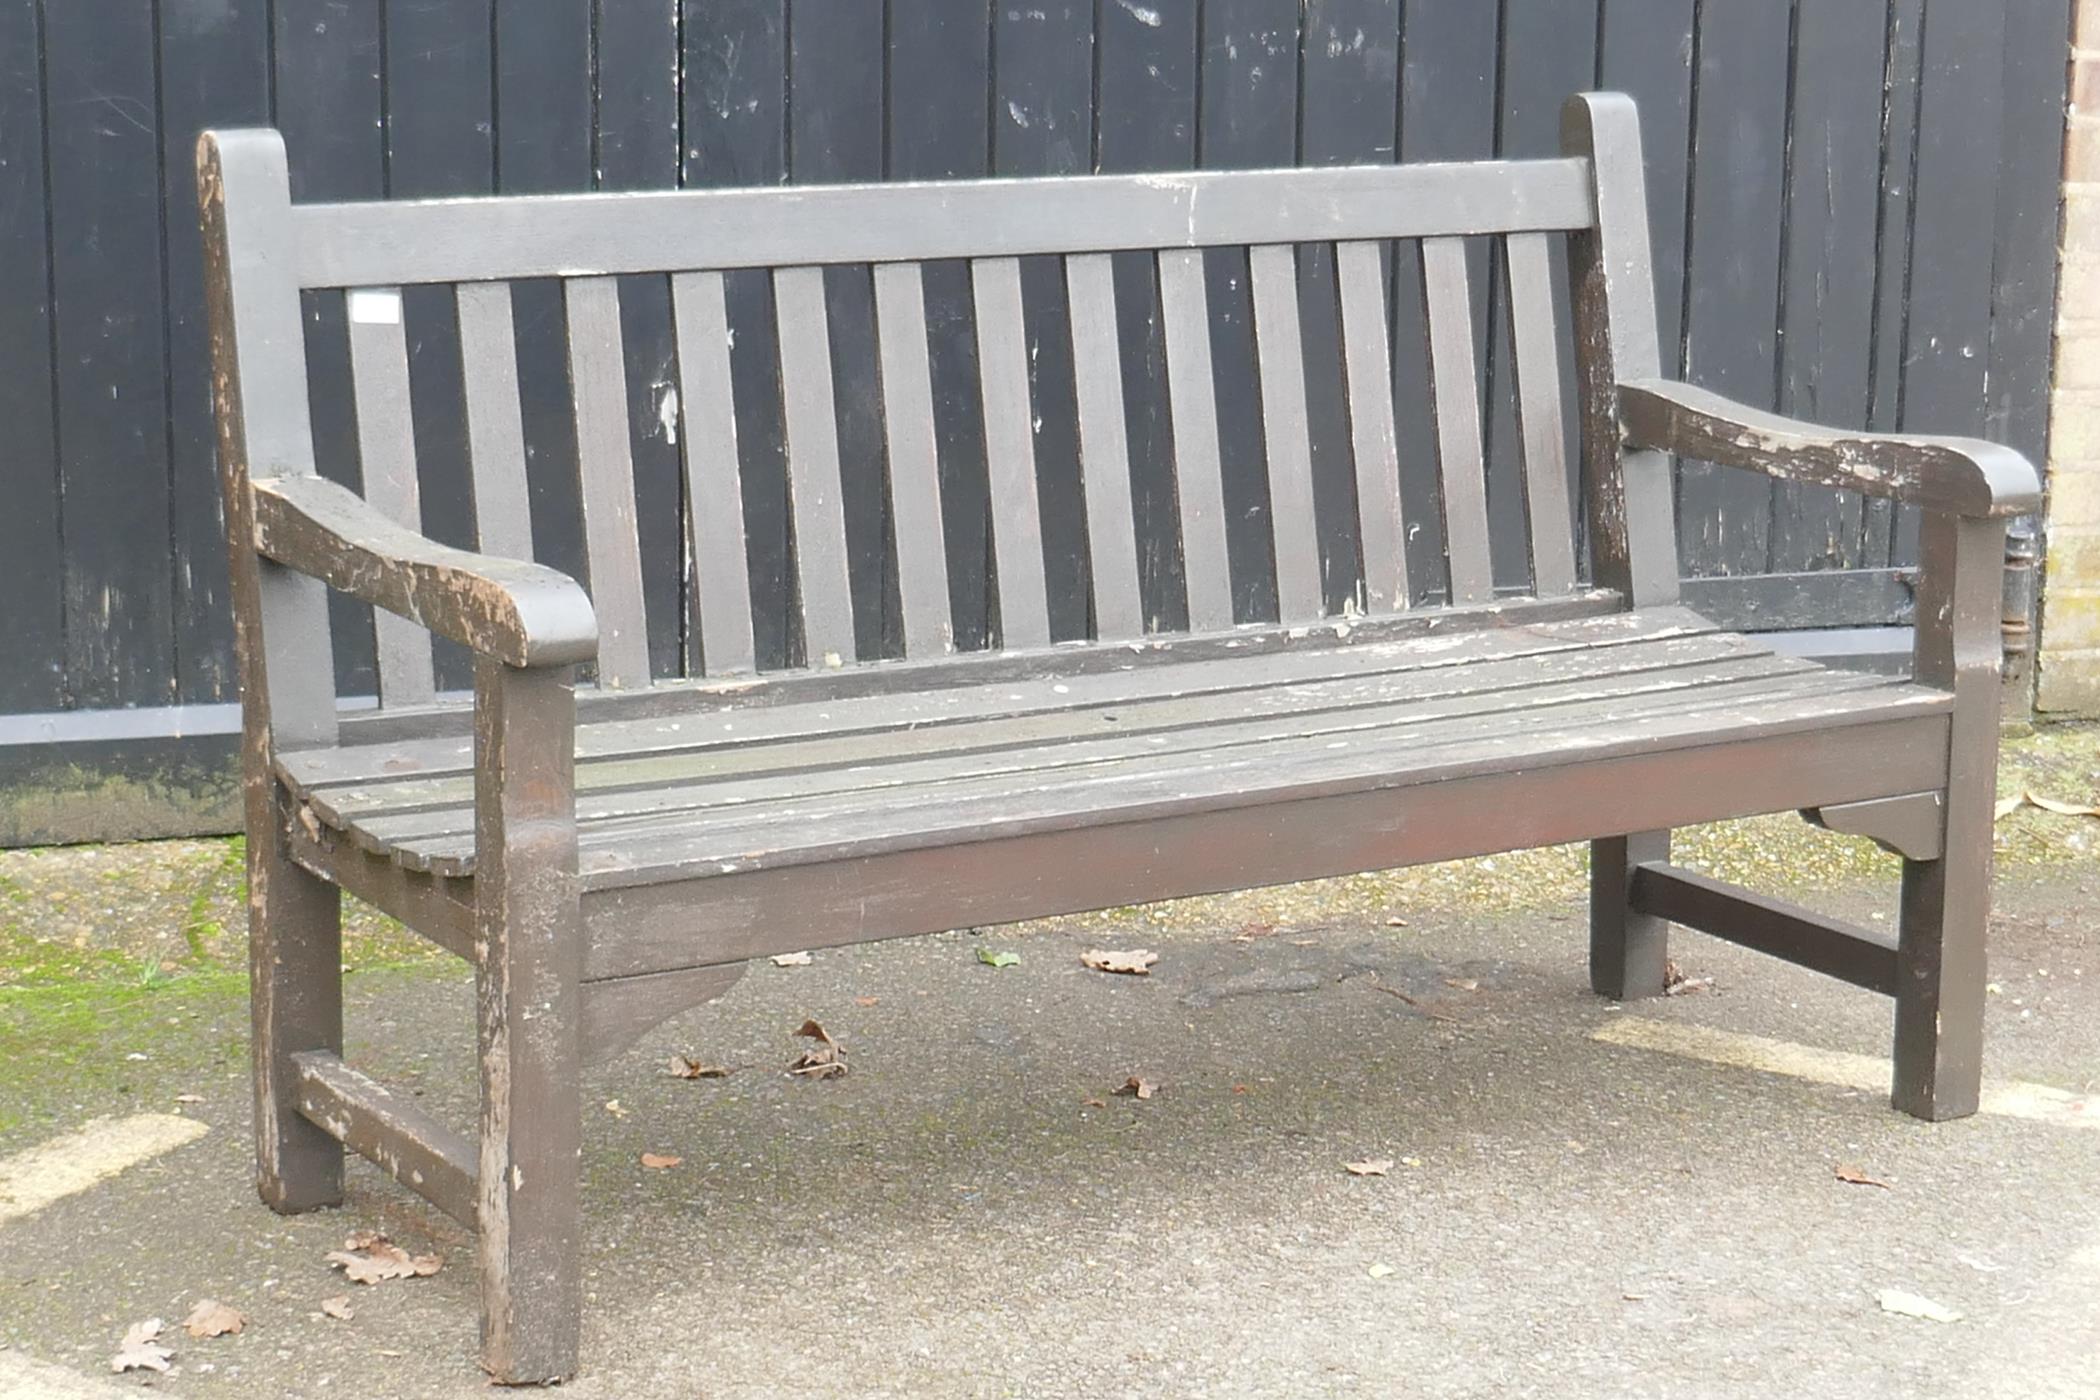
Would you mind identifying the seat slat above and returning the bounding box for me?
[337,638,1812,851]
[564,276,652,687]
[872,262,954,656]
[1420,237,1495,606]
[280,605,1708,794]
[345,287,436,706]
[772,265,859,667]
[1064,252,1145,640]
[1336,241,1408,613]
[1504,232,1579,595]
[971,256,1052,649]
[392,669,1938,880]
[669,271,758,674]
[1157,249,1235,630]
[1247,244,1325,624]
[453,282,535,562]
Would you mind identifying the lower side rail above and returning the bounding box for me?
[1627,862,1900,996]
[292,1049,477,1224]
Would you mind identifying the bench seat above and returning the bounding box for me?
[281,607,1950,892]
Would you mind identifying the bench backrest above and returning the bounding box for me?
[202,92,1665,716]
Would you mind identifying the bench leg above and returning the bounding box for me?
[1589,832,1670,1000]
[1891,824,1989,1122]
[474,661,584,1384]
[250,798,345,1213]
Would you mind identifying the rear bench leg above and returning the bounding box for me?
[474,660,584,1383]
[1589,831,1670,999]
[251,793,345,1212]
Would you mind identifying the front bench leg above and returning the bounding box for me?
[252,787,346,1212]
[1590,831,1671,1000]
[474,659,584,1383]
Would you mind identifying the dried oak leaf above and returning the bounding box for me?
[664,1055,734,1080]
[640,1152,683,1170]
[1114,1076,1158,1100]
[1834,1163,1891,1189]
[2028,792,2100,818]
[319,1295,355,1321]
[182,1298,246,1339]
[788,1019,848,1080]
[327,1234,442,1285]
[1081,948,1159,976]
[1344,1159,1394,1177]
[771,951,814,967]
[1661,960,1713,996]
[110,1318,173,1374]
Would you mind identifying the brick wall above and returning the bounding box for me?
[2042,0,2100,713]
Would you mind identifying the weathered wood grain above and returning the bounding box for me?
[293,1050,478,1224]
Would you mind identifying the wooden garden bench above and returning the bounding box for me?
[198,93,2037,1383]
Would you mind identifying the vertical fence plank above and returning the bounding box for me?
[44,2,174,707]
[1395,0,1499,605]
[1988,0,2074,467]
[1770,2,1886,574]
[1200,0,1300,624]
[1677,0,1792,580]
[1596,0,1698,380]
[161,0,270,706]
[683,0,790,668]
[1863,0,1926,566]
[0,0,65,710]
[1483,0,1594,592]
[597,0,686,679]
[871,262,955,655]
[1095,0,1201,633]
[1299,0,1402,614]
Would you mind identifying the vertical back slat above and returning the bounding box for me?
[1156,248,1235,630]
[1336,241,1408,612]
[970,256,1052,649]
[1246,244,1324,624]
[563,276,652,687]
[670,271,757,674]
[1503,232,1578,595]
[346,286,436,705]
[454,282,534,562]
[771,265,859,666]
[1419,237,1495,606]
[871,262,954,656]
[1064,252,1145,640]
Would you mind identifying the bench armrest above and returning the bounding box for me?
[252,473,597,669]
[1619,379,2041,520]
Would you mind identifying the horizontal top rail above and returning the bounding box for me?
[282,156,1597,288]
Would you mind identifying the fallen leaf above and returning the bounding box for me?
[2027,792,2100,818]
[854,996,880,1007]
[174,1093,204,1104]
[1114,1076,1158,1100]
[771,951,813,967]
[1231,1084,1251,1094]
[1878,1288,1961,1323]
[976,947,1020,968]
[110,1319,172,1374]
[664,1055,734,1080]
[604,1098,630,1118]
[788,1019,847,1080]
[1662,960,1713,996]
[1385,917,1408,928]
[1081,1097,1107,1108]
[182,1298,245,1339]
[319,1295,354,1321]
[327,1234,443,1286]
[1367,1263,1395,1279]
[1834,1163,1891,1189]
[1344,1159,1394,1177]
[640,1152,682,1170]
[1442,978,1479,992]
[1994,795,2027,820]
[1081,948,1159,976]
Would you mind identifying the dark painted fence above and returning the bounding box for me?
[0,0,2069,841]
